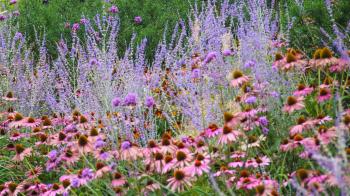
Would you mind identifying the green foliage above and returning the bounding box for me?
[16,0,195,59]
[283,0,350,55]
[17,0,104,58]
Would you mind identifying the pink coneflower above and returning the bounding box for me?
[247,156,271,168]
[204,123,220,138]
[230,151,246,158]
[241,135,265,150]
[26,166,42,179]
[293,84,314,96]
[185,160,210,177]
[167,169,192,192]
[42,183,64,196]
[111,172,127,187]
[142,180,161,194]
[283,96,304,113]
[236,175,260,190]
[214,165,235,177]
[282,53,307,71]
[290,116,314,135]
[163,154,176,173]
[272,53,285,70]
[120,140,141,160]
[279,139,299,152]
[218,126,242,145]
[61,148,80,165]
[1,182,20,196]
[194,139,207,153]
[75,135,93,154]
[143,140,161,156]
[160,138,176,154]
[145,151,166,173]
[94,162,111,179]
[317,126,336,145]
[317,88,332,103]
[2,91,17,101]
[228,158,244,168]
[13,144,31,161]
[21,117,41,128]
[9,131,26,141]
[8,113,25,128]
[314,114,332,125]
[230,70,249,87]
[173,150,193,168]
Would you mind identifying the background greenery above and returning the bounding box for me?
[14,0,350,59]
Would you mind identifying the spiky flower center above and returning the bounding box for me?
[287,96,297,106]
[343,115,350,125]
[209,124,218,132]
[177,142,185,149]
[233,70,243,79]
[161,139,170,146]
[96,162,105,170]
[224,112,234,122]
[90,128,98,136]
[256,185,265,194]
[42,119,52,126]
[293,134,304,141]
[196,154,205,161]
[255,157,263,164]
[297,116,306,124]
[196,140,205,148]
[275,53,283,61]
[248,136,257,144]
[319,88,329,96]
[154,152,163,160]
[114,172,122,179]
[59,132,66,141]
[14,113,23,121]
[148,140,157,148]
[40,134,48,142]
[320,47,332,59]
[223,126,232,135]
[78,135,88,147]
[240,170,250,177]
[62,179,71,188]
[27,117,35,123]
[297,84,305,91]
[194,160,202,167]
[296,169,308,181]
[6,91,14,98]
[174,170,185,181]
[8,182,17,192]
[65,149,73,157]
[286,53,297,63]
[165,155,173,163]
[15,144,24,154]
[313,49,322,59]
[80,116,88,124]
[176,151,187,161]
[52,183,60,190]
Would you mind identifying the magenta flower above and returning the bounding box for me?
[109,5,119,13]
[134,16,142,24]
[72,23,80,32]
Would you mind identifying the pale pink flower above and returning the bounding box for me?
[317,88,332,103]
[184,160,210,177]
[167,169,192,192]
[230,70,249,87]
[218,126,242,145]
[13,144,31,161]
[293,84,314,96]
[283,96,304,113]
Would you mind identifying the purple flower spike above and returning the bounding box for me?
[109,5,119,13]
[124,93,138,106]
[244,60,256,68]
[245,96,257,104]
[112,97,122,107]
[258,116,269,127]
[191,68,201,79]
[223,49,234,56]
[121,141,131,150]
[89,58,99,66]
[72,23,80,32]
[145,96,155,108]
[203,51,217,64]
[134,16,142,24]
[48,150,58,160]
